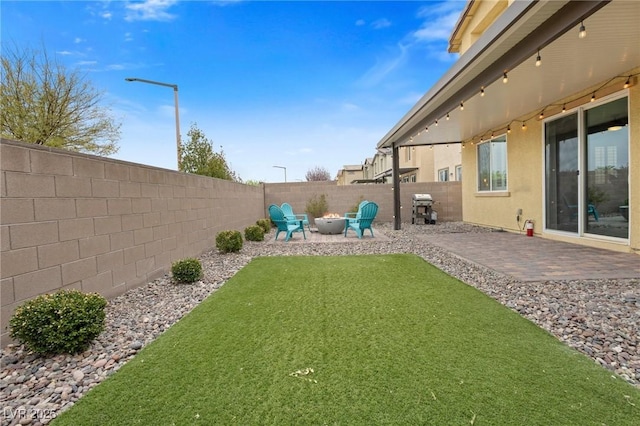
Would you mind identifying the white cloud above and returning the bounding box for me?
[371,18,391,30]
[356,43,408,88]
[76,60,98,66]
[355,19,365,26]
[413,1,462,42]
[125,0,178,22]
[57,50,74,56]
[74,37,85,44]
[101,11,113,20]
[124,32,134,42]
[342,103,359,111]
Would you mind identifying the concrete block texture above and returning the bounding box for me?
[1,138,463,347]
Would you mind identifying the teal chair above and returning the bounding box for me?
[269,204,306,242]
[280,203,310,231]
[344,201,378,238]
[344,200,369,221]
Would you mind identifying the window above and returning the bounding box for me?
[477,135,507,191]
[438,168,449,182]
[455,165,462,181]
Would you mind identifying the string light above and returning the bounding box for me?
[624,76,631,89]
[435,119,438,126]
[460,102,464,111]
[503,72,508,83]
[507,125,511,134]
[522,121,527,130]
[425,126,429,132]
[446,113,450,120]
[480,87,485,97]
[562,104,566,113]
[579,21,586,39]
[535,50,541,67]
[539,110,544,119]
[591,92,596,102]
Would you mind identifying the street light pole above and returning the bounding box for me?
[273,165,287,182]
[125,77,181,170]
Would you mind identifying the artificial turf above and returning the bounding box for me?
[53,254,640,425]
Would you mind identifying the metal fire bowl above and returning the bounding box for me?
[315,217,346,234]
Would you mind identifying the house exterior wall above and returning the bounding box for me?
[461,75,639,254]
[433,144,463,181]
[1,138,463,346]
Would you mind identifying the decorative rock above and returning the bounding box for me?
[72,370,84,382]
[0,222,637,421]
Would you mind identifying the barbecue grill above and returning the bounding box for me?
[412,193,435,224]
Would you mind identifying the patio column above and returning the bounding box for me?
[392,142,401,230]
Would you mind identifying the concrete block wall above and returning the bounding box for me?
[1,139,263,346]
[1,138,462,347]
[265,181,462,223]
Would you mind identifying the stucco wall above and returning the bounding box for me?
[0,139,264,346]
[461,76,639,255]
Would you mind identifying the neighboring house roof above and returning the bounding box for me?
[343,165,363,171]
[377,0,639,150]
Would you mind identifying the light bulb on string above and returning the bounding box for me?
[507,125,511,134]
[522,121,527,130]
[460,102,464,111]
[562,104,566,113]
[624,76,631,89]
[579,21,586,39]
[535,50,541,67]
[446,113,450,120]
[503,72,508,83]
[480,87,485,97]
[591,93,596,102]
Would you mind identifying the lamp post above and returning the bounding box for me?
[273,165,287,182]
[125,77,181,170]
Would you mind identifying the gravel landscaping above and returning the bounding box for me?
[1,222,638,425]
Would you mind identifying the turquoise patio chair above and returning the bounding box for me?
[344,201,378,238]
[280,203,310,231]
[344,200,369,221]
[269,204,306,242]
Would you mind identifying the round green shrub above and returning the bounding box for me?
[9,290,107,355]
[171,258,203,283]
[216,230,243,253]
[244,225,265,242]
[256,218,271,234]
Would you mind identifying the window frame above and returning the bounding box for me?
[477,134,508,192]
[438,167,449,182]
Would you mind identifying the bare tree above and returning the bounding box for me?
[1,43,120,155]
[305,166,332,181]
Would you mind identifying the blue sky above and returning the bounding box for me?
[1,0,464,182]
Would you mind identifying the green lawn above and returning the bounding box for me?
[54,254,639,425]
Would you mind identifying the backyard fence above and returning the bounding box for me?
[0,138,461,346]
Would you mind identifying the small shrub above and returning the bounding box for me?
[256,218,271,234]
[10,290,107,355]
[244,225,265,242]
[216,230,243,253]
[348,196,366,214]
[306,193,329,219]
[171,258,203,283]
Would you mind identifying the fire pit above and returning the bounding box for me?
[315,214,346,234]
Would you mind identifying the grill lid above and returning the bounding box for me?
[412,193,433,201]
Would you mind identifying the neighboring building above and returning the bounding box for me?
[377,0,639,254]
[336,164,364,185]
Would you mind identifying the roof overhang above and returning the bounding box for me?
[377,0,640,150]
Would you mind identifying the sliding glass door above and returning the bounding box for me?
[585,97,629,238]
[545,113,579,233]
[545,95,629,239]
